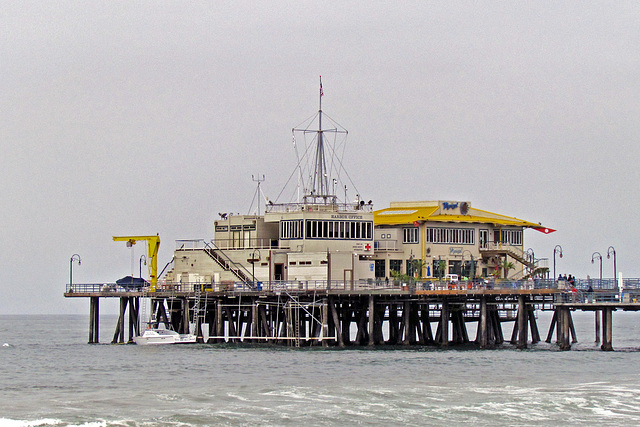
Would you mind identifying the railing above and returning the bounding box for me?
[480,242,529,263]
[203,240,255,287]
[176,238,279,251]
[265,201,373,213]
[66,283,136,293]
[554,290,640,304]
[66,278,640,296]
[374,240,400,251]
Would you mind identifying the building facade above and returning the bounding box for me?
[373,201,551,281]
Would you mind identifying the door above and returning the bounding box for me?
[344,270,353,290]
[480,229,489,249]
[274,263,284,281]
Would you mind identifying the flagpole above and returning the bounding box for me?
[319,75,323,111]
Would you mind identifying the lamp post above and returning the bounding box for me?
[526,248,535,277]
[139,255,147,279]
[409,253,415,278]
[251,249,261,288]
[70,254,81,291]
[462,250,475,279]
[607,246,616,287]
[592,252,603,288]
[553,245,563,281]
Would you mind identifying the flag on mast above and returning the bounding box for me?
[320,76,324,97]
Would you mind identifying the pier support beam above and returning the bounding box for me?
[329,297,344,347]
[251,301,258,339]
[517,295,528,349]
[368,295,375,346]
[478,296,488,349]
[509,296,533,349]
[558,307,571,351]
[402,300,411,345]
[88,296,99,344]
[322,298,330,347]
[439,300,449,347]
[421,305,434,344]
[595,310,601,343]
[545,310,557,343]
[601,308,614,351]
[111,297,128,344]
[528,307,540,343]
[215,300,223,343]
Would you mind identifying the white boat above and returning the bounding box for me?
[133,327,196,345]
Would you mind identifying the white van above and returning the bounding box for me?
[445,274,459,283]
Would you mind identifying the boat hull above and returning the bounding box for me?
[133,329,196,345]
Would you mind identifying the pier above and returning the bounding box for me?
[65,280,640,351]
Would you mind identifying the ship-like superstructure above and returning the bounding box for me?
[165,79,374,289]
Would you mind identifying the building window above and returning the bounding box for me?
[280,220,304,239]
[302,220,373,240]
[432,259,446,279]
[449,260,462,276]
[426,227,475,245]
[375,259,386,278]
[403,227,419,244]
[390,259,402,275]
[406,259,416,277]
[498,229,522,246]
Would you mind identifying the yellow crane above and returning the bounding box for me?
[113,235,161,292]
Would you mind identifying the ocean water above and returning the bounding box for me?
[1,312,640,426]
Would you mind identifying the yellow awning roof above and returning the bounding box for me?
[374,202,547,230]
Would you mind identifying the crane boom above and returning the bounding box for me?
[113,235,161,292]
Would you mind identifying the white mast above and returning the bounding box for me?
[311,75,329,198]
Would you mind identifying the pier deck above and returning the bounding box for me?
[64,282,640,351]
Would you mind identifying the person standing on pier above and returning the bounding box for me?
[571,284,578,302]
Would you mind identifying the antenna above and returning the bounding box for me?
[250,174,266,215]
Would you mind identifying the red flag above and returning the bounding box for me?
[533,227,556,234]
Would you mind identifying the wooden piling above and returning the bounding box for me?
[559,307,571,351]
[368,295,375,346]
[478,296,488,349]
[601,308,614,351]
[517,295,528,349]
[88,296,99,344]
[528,307,540,343]
[329,297,344,347]
[440,300,449,347]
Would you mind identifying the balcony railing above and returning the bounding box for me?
[66,276,640,296]
[176,239,282,251]
[265,201,373,214]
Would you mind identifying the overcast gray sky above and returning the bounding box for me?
[2,2,639,314]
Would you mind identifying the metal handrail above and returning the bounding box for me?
[66,278,640,296]
[204,240,256,288]
[176,239,278,251]
[480,242,531,265]
[265,201,373,213]
[555,290,640,304]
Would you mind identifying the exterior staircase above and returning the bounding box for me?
[203,241,255,288]
[480,242,536,271]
